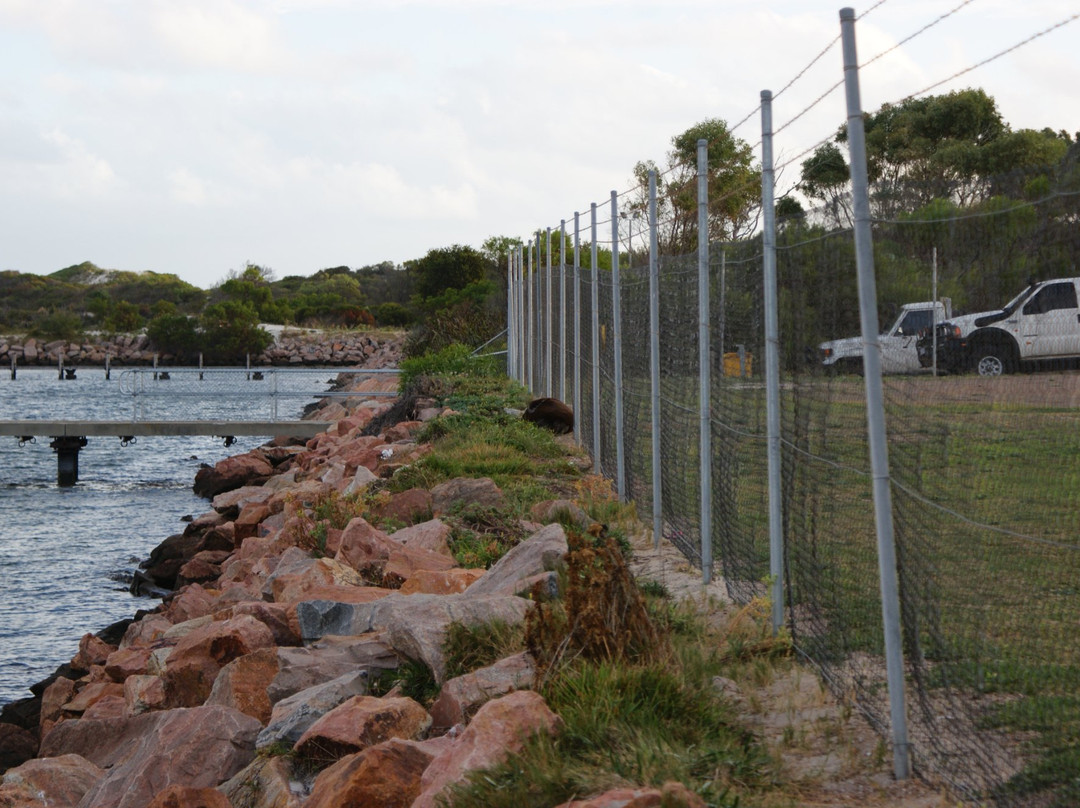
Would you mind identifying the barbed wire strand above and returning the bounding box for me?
[861,0,979,69]
[902,12,1080,102]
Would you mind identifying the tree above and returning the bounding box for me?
[103,300,143,334]
[631,118,760,254]
[799,88,1071,218]
[199,300,272,364]
[412,245,490,300]
[147,312,199,359]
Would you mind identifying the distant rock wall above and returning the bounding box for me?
[0,332,404,368]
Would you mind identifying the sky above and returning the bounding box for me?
[0,0,1076,290]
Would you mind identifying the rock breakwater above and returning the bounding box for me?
[0,331,402,369]
[0,361,704,808]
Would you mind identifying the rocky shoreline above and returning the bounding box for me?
[0,344,710,808]
[0,330,400,369]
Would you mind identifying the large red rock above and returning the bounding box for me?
[39,677,76,735]
[304,738,435,808]
[429,652,537,730]
[205,648,280,724]
[554,782,707,808]
[430,477,505,516]
[146,784,233,808]
[105,646,153,681]
[269,558,365,603]
[223,601,302,646]
[162,615,276,707]
[70,633,117,671]
[176,550,231,587]
[413,691,562,808]
[399,568,484,596]
[0,754,104,806]
[333,516,397,572]
[379,488,433,525]
[193,451,274,499]
[389,519,454,557]
[124,674,167,715]
[381,546,456,587]
[293,695,431,765]
[161,583,222,624]
[62,682,125,716]
[62,706,261,808]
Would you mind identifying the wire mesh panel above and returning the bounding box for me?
[655,252,703,564]
[521,155,1080,804]
[774,168,1080,804]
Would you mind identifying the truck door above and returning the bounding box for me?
[880,308,933,372]
[1019,281,1080,357]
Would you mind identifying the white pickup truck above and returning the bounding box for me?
[917,278,1080,376]
[819,299,952,374]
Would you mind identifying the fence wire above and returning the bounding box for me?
[521,160,1080,805]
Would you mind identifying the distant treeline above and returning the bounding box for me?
[0,244,513,364]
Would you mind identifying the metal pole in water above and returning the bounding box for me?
[58,355,64,380]
[105,354,111,381]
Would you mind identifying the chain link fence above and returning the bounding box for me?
[511,157,1080,804]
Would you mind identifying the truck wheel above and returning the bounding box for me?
[973,345,1014,377]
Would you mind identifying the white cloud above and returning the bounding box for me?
[150,2,288,73]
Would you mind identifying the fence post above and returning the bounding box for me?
[590,203,602,472]
[573,212,582,444]
[559,219,567,403]
[518,247,527,386]
[697,139,713,583]
[611,191,627,500]
[536,232,544,392]
[761,90,786,635]
[546,227,553,397]
[526,240,534,391]
[648,170,663,549]
[840,6,911,780]
[506,252,515,380]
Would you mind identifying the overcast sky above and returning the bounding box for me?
[1,0,1076,289]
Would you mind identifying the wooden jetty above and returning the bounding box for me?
[0,420,332,485]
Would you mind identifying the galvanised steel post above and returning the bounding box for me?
[573,212,582,444]
[520,246,528,386]
[559,219,567,403]
[697,139,713,583]
[517,247,526,385]
[761,90,785,636]
[534,231,542,392]
[506,252,515,379]
[841,6,911,780]
[590,203,602,472]
[610,191,626,500]
[545,227,553,397]
[526,242,534,391]
[648,170,663,549]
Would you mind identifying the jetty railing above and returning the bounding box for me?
[118,367,399,422]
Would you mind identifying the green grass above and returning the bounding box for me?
[438,655,770,808]
[393,349,1080,803]
[614,370,1080,803]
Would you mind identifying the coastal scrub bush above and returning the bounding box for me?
[396,343,502,393]
[29,309,83,341]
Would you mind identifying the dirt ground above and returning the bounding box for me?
[627,532,960,808]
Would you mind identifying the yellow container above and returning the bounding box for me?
[723,352,752,377]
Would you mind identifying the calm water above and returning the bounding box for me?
[0,367,334,706]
